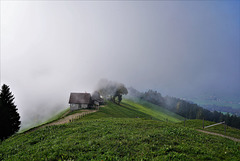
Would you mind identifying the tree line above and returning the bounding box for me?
[128,88,240,129]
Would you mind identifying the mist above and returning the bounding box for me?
[1,1,239,128]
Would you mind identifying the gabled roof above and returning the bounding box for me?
[69,93,91,104]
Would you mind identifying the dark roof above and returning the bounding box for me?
[69,93,91,104]
[92,91,100,100]
[92,91,104,102]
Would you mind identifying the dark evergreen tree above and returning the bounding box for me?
[0,84,21,141]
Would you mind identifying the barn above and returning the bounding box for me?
[69,93,91,111]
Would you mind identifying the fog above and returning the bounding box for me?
[1,1,239,128]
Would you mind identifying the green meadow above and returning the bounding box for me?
[0,100,239,160]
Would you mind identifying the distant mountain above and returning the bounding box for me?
[186,94,240,116]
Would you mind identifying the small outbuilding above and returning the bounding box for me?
[69,93,91,111]
[91,91,105,106]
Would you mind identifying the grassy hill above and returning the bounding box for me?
[178,119,240,140]
[122,99,184,122]
[85,99,184,123]
[0,99,240,160]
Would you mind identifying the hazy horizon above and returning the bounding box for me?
[1,1,239,128]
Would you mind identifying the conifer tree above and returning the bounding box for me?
[0,84,21,140]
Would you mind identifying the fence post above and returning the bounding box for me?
[203,118,204,129]
[224,122,226,135]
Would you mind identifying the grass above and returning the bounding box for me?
[84,100,184,123]
[1,99,239,160]
[65,109,85,117]
[1,118,239,160]
[122,99,184,122]
[178,119,240,139]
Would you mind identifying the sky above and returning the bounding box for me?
[1,1,240,128]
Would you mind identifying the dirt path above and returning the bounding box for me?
[46,110,97,126]
[196,129,240,142]
[25,110,97,133]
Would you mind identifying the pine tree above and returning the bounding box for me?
[0,84,21,140]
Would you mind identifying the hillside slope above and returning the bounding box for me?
[122,99,184,122]
[0,100,239,160]
[1,118,240,160]
[84,99,184,123]
[178,119,240,140]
